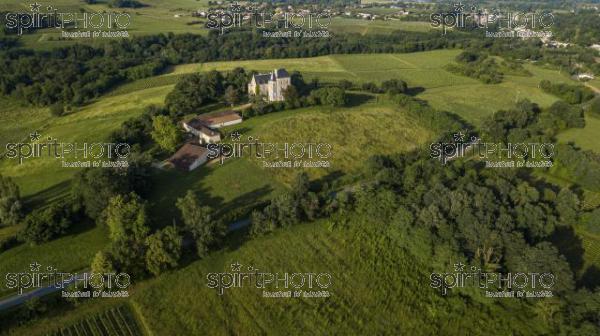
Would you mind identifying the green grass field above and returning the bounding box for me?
[0,224,108,298]
[127,219,548,335]
[148,158,287,227]
[166,50,570,125]
[45,304,145,336]
[0,84,171,198]
[7,217,551,335]
[220,98,432,184]
[558,115,600,153]
[329,17,433,35]
[1,0,210,49]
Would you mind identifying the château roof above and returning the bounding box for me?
[252,69,290,84]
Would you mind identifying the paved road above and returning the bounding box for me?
[0,219,252,312]
[0,273,87,311]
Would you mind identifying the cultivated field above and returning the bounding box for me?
[220,98,433,184]
[127,219,548,335]
[558,115,600,153]
[329,17,434,35]
[168,50,570,125]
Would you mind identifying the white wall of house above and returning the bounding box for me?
[200,133,221,144]
[210,118,242,128]
[189,152,209,171]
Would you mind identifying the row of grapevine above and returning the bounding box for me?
[46,305,144,336]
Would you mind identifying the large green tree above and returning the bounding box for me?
[145,226,182,275]
[0,174,22,227]
[176,191,225,257]
[151,115,181,152]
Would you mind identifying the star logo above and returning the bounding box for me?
[30,131,41,142]
[453,262,465,272]
[30,262,41,272]
[453,131,466,142]
[30,2,41,12]
[230,3,243,12]
[231,262,242,272]
[230,131,242,141]
[453,2,465,12]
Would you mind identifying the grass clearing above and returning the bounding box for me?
[167,50,571,126]
[0,224,108,298]
[329,17,434,35]
[558,115,600,153]
[127,219,549,335]
[221,99,433,185]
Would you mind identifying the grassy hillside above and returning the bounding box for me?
[558,115,600,153]
[7,218,551,335]
[329,17,433,35]
[0,224,108,298]
[220,98,432,184]
[166,50,569,125]
[1,0,211,49]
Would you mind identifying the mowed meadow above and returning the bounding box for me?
[0,0,211,50]
[1,48,597,311]
[7,219,551,336]
[170,50,570,124]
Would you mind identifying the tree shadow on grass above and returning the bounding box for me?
[548,226,585,276]
[216,185,273,220]
[345,93,375,107]
[405,86,426,96]
[579,265,600,290]
[23,180,72,212]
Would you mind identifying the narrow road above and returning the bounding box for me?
[0,273,86,311]
[0,219,252,312]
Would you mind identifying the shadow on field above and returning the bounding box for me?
[406,86,426,96]
[24,181,72,211]
[579,265,600,290]
[548,226,585,276]
[345,93,374,107]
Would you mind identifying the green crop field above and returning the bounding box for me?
[0,0,211,50]
[558,115,600,153]
[6,300,142,336]
[0,224,108,298]
[45,304,145,336]
[329,17,434,35]
[126,219,548,335]
[166,50,570,125]
[220,98,433,184]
